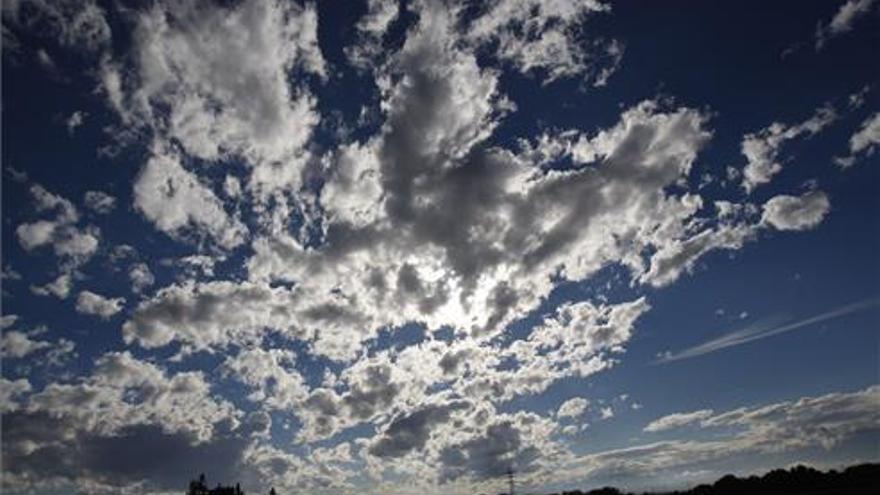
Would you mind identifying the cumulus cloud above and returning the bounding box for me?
[0,314,19,329]
[0,378,32,413]
[75,290,125,319]
[557,397,590,418]
[107,0,324,196]
[346,0,400,69]
[128,262,155,294]
[1,330,51,358]
[250,95,712,362]
[30,272,73,299]
[0,351,257,493]
[740,105,836,192]
[640,223,756,287]
[83,190,116,214]
[221,346,308,410]
[122,281,304,350]
[464,0,616,84]
[111,26,776,469]
[368,401,470,458]
[23,351,238,441]
[1,0,111,51]
[437,409,563,483]
[133,149,248,249]
[15,185,100,268]
[0,328,75,370]
[761,190,830,231]
[1,1,862,492]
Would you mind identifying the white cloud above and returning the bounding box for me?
[75,290,125,319]
[0,378,32,413]
[44,337,77,367]
[22,351,241,443]
[761,190,830,231]
[165,254,224,279]
[2,0,111,51]
[835,112,880,167]
[561,425,580,436]
[16,220,56,250]
[223,175,242,199]
[83,190,116,214]
[2,265,22,281]
[15,185,100,267]
[640,223,756,288]
[52,227,100,259]
[128,262,155,294]
[0,314,19,329]
[35,48,56,72]
[320,140,386,227]
[556,386,880,483]
[113,0,324,196]
[2,2,863,491]
[30,272,73,299]
[593,39,625,88]
[26,183,74,219]
[464,0,615,84]
[133,148,247,249]
[122,281,304,350]
[221,346,308,410]
[849,112,880,154]
[557,397,590,418]
[250,97,712,364]
[644,409,714,432]
[741,105,836,192]
[1,330,50,358]
[66,110,86,134]
[346,0,400,69]
[700,385,880,449]
[816,0,877,49]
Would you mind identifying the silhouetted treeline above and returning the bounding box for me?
[186,473,277,495]
[548,463,880,495]
[185,464,878,495]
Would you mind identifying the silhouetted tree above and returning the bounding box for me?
[586,488,622,495]
[564,463,879,495]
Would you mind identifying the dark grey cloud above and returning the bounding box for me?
[369,401,469,458]
[439,419,541,482]
[2,412,251,494]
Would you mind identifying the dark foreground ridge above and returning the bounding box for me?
[548,463,880,495]
[185,463,879,495]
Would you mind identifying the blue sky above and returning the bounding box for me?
[2,1,879,494]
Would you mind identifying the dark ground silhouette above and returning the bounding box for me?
[547,463,879,495]
[185,463,878,494]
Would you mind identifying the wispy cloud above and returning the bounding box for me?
[657,297,880,363]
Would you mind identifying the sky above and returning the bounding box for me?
[1,1,879,494]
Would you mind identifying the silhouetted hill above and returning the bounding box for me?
[547,463,880,495]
